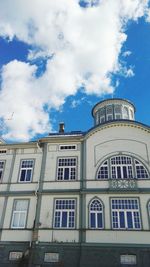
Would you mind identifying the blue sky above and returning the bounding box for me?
[0,0,150,141]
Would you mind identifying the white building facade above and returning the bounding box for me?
[0,98,150,267]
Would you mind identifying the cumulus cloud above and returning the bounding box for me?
[0,0,149,140]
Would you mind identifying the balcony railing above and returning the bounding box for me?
[109,179,137,190]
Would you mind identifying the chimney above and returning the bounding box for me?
[59,122,65,133]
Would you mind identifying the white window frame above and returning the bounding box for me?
[11,199,29,229]
[57,158,77,181]
[19,159,34,182]
[89,199,104,229]
[54,199,76,228]
[111,156,133,179]
[123,106,129,119]
[0,160,5,182]
[97,155,149,180]
[111,198,141,230]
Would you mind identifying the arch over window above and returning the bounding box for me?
[97,155,149,180]
[89,199,104,229]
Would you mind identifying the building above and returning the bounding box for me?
[0,98,150,267]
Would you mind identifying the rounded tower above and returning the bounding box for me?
[92,98,136,126]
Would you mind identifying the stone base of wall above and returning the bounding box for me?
[1,242,150,267]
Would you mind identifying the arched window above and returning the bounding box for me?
[97,155,149,180]
[89,199,104,229]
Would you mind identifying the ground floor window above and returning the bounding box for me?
[111,198,141,229]
[120,254,137,265]
[44,253,59,263]
[9,251,23,261]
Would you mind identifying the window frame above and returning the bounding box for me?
[56,157,77,181]
[89,198,104,229]
[44,253,59,263]
[18,159,34,183]
[110,197,142,230]
[0,160,5,182]
[9,251,23,261]
[96,155,149,180]
[120,254,137,265]
[11,199,29,229]
[59,144,77,151]
[53,198,76,229]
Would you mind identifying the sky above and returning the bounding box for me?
[0,0,150,141]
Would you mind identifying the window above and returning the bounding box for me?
[96,111,99,124]
[123,106,129,119]
[97,155,149,180]
[44,253,59,263]
[0,161,5,181]
[100,108,105,123]
[0,150,7,154]
[9,251,23,261]
[120,255,136,265]
[106,105,113,121]
[57,158,77,180]
[54,199,76,228]
[135,160,148,178]
[19,160,34,182]
[97,160,108,179]
[114,105,121,119]
[11,200,29,228]
[100,116,105,123]
[89,199,104,229]
[111,198,141,229]
[59,145,77,150]
[111,156,133,179]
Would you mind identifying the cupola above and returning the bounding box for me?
[92,98,135,126]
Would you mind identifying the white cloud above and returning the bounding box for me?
[0,0,149,140]
[122,51,132,57]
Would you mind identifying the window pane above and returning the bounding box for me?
[119,212,125,228]
[19,213,26,228]
[90,213,96,228]
[20,170,26,181]
[12,213,19,227]
[97,213,102,228]
[64,168,69,180]
[26,170,32,181]
[62,212,67,227]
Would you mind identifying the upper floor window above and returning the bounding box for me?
[57,158,77,181]
[19,160,34,182]
[54,199,76,228]
[59,145,77,150]
[123,106,129,119]
[11,199,29,228]
[97,155,149,180]
[89,199,104,229]
[111,198,141,230]
[0,161,5,181]
[114,105,121,119]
